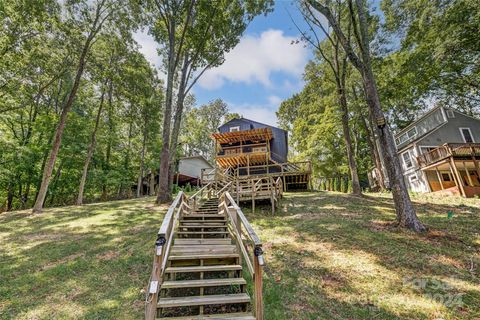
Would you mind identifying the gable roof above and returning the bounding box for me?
[394,105,443,138]
[219,117,285,133]
[179,155,213,168]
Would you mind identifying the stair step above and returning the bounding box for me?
[165,264,242,273]
[178,225,227,229]
[182,214,226,218]
[176,231,230,235]
[158,293,250,308]
[180,222,227,226]
[171,245,237,254]
[157,312,255,319]
[169,253,239,260]
[174,239,232,245]
[162,278,246,289]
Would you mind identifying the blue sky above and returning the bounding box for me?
[134,1,312,126]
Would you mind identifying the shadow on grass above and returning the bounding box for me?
[0,197,164,319]
[244,192,480,320]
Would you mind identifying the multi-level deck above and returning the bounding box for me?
[416,143,480,197]
[211,119,311,192]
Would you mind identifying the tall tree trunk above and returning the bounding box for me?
[76,82,107,205]
[32,33,94,213]
[352,85,386,190]
[137,122,148,198]
[47,160,64,206]
[353,0,425,231]
[120,120,133,198]
[168,55,189,193]
[338,87,362,195]
[156,24,176,204]
[102,80,114,200]
[149,171,155,196]
[6,181,14,211]
[308,0,425,231]
[367,110,387,190]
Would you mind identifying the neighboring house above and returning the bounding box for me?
[175,156,214,186]
[135,155,213,195]
[394,106,480,197]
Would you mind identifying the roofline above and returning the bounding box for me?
[396,121,448,153]
[395,105,444,138]
[219,117,285,133]
[179,155,213,167]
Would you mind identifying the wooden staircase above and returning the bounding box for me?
[145,190,264,320]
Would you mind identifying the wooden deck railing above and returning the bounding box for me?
[219,191,265,320]
[417,143,480,168]
[189,182,214,210]
[230,160,311,178]
[145,191,188,319]
[217,142,269,156]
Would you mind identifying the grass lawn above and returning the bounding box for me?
[1,192,479,319]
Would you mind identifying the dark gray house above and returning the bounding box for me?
[212,118,288,168]
[393,106,480,197]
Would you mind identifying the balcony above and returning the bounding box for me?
[216,143,270,167]
[417,143,480,168]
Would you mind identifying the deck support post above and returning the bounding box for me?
[463,161,473,187]
[435,167,444,190]
[449,158,466,197]
[471,146,480,179]
[251,179,255,213]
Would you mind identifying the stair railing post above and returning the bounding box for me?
[145,235,166,320]
[254,246,264,320]
[229,205,243,266]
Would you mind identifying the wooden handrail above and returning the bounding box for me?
[145,191,187,320]
[224,192,262,246]
[233,160,312,177]
[215,181,232,197]
[416,143,480,168]
[190,182,212,200]
[220,191,264,320]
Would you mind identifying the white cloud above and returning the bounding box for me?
[198,29,308,90]
[133,31,163,69]
[230,104,279,126]
[267,95,282,106]
[228,95,283,127]
[133,30,170,82]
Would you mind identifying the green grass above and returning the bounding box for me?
[245,192,480,320]
[0,192,479,319]
[0,197,168,319]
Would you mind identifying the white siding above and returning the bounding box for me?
[178,157,213,178]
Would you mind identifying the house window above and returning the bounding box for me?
[441,172,452,182]
[252,146,267,153]
[460,127,474,143]
[225,148,239,155]
[446,110,455,118]
[407,127,417,139]
[409,174,418,182]
[229,126,240,132]
[402,151,414,169]
[396,127,417,146]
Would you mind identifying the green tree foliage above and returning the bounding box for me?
[381,0,480,117]
[181,99,231,162]
[0,1,162,211]
[278,59,374,185]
